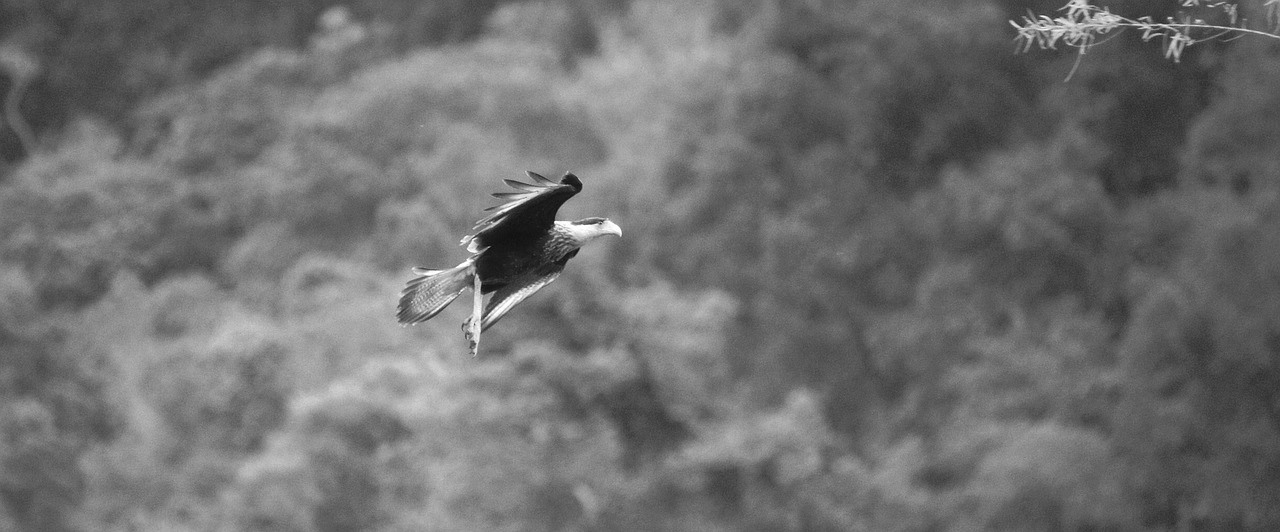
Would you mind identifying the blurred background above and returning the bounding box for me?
[2,0,1279,530]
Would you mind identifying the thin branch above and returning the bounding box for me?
[0,47,39,157]
[1011,0,1280,65]
[4,75,36,156]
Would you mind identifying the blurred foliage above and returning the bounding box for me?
[2,0,1280,530]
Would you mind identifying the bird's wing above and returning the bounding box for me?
[478,263,564,331]
[462,171,582,252]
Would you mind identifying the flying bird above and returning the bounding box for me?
[397,171,622,355]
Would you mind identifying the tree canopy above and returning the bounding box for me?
[3,0,1280,530]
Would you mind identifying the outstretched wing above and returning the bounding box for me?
[478,263,564,331]
[462,171,582,252]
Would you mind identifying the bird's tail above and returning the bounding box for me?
[396,258,476,325]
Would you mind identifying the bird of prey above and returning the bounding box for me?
[397,171,622,355]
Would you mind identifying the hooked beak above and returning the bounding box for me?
[600,219,622,238]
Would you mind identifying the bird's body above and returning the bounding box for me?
[474,221,579,291]
[397,172,620,355]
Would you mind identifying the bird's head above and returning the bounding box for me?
[561,217,622,244]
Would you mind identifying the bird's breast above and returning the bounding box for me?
[474,232,578,285]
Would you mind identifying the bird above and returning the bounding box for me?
[397,171,622,356]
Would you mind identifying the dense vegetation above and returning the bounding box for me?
[2,0,1279,530]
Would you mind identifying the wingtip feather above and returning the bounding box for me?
[503,178,542,192]
[527,170,556,185]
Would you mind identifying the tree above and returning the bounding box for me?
[0,265,115,531]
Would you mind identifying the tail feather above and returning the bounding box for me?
[397,259,475,325]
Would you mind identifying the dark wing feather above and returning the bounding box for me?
[462,172,582,252]
[478,263,564,331]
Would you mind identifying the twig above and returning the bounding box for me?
[4,74,36,156]
[1011,0,1280,64]
[0,47,39,156]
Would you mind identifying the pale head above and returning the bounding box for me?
[557,217,622,246]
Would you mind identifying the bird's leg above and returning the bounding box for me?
[465,271,483,357]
